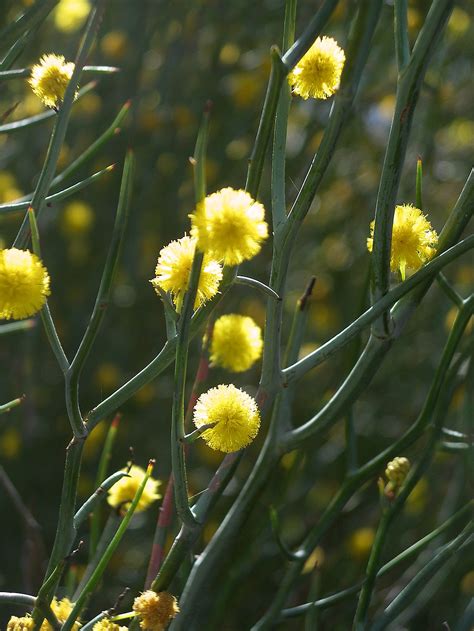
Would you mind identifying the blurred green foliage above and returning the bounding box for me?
[0,0,473,628]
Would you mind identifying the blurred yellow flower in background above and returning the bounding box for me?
[210,314,263,372]
[54,0,91,33]
[61,200,95,236]
[288,36,345,100]
[348,527,375,560]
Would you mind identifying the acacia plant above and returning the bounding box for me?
[0,0,472,630]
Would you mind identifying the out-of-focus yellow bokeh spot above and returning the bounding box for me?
[348,527,375,560]
[83,422,107,460]
[445,306,473,336]
[406,477,428,515]
[0,171,22,203]
[219,43,240,65]
[280,450,299,471]
[101,30,129,60]
[62,200,94,236]
[448,7,470,36]
[75,92,102,116]
[54,0,91,33]
[0,428,21,459]
[96,362,121,390]
[134,383,155,406]
[203,519,219,544]
[460,571,474,596]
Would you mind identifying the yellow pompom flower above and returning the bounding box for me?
[133,591,179,631]
[29,54,75,109]
[47,598,81,630]
[93,619,128,631]
[54,0,91,33]
[193,384,260,453]
[288,36,345,100]
[107,464,161,513]
[210,314,263,372]
[367,204,438,280]
[7,617,34,631]
[150,235,222,312]
[0,249,50,320]
[190,187,268,266]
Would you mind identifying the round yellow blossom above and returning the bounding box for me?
[193,384,260,453]
[29,54,75,109]
[150,235,222,312]
[107,464,161,513]
[385,456,410,487]
[41,598,81,630]
[7,616,34,631]
[190,187,268,266]
[54,0,91,32]
[133,591,179,631]
[93,619,128,631]
[0,248,50,320]
[62,200,95,235]
[210,314,263,372]
[367,204,438,280]
[288,36,345,100]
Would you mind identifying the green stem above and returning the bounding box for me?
[62,463,155,631]
[13,0,108,249]
[0,165,114,215]
[89,416,121,557]
[283,235,474,384]
[67,153,134,439]
[0,396,24,414]
[245,47,285,198]
[416,157,423,209]
[0,65,118,80]
[271,0,297,230]
[279,500,472,620]
[73,471,127,531]
[235,275,280,300]
[370,0,454,333]
[394,0,410,72]
[0,82,96,134]
[0,320,35,335]
[436,272,464,307]
[0,0,58,54]
[369,526,473,631]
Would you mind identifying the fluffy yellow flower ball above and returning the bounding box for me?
[47,598,81,630]
[7,617,34,631]
[190,187,268,266]
[210,314,263,372]
[0,248,50,320]
[193,384,260,453]
[92,619,128,631]
[107,464,161,513]
[288,36,345,100]
[133,590,179,631]
[54,0,91,33]
[367,204,438,280]
[151,235,222,312]
[29,54,75,109]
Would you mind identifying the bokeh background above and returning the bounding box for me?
[0,0,473,628]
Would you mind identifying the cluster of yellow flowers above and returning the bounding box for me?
[151,187,268,312]
[7,598,80,631]
[107,464,162,513]
[133,591,179,631]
